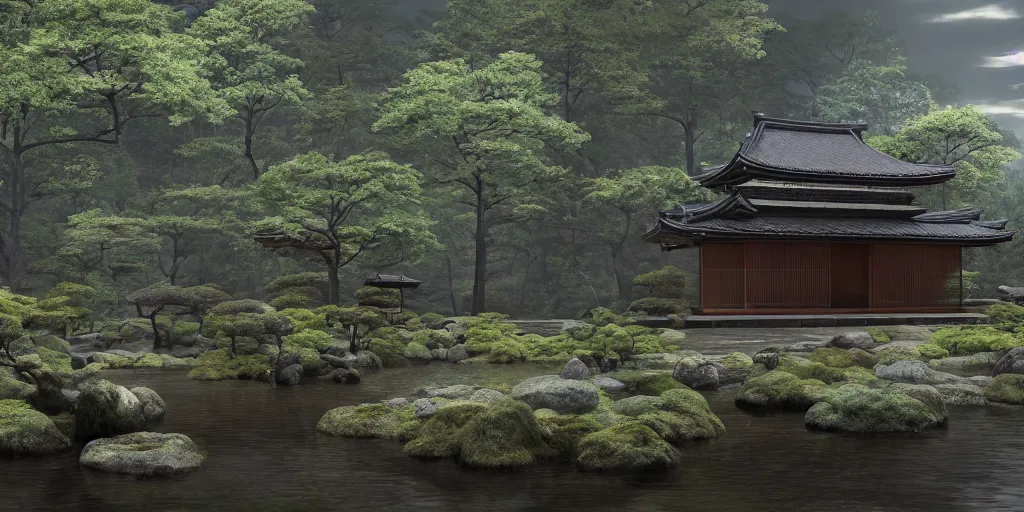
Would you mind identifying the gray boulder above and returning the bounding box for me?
[934,383,988,406]
[354,351,383,370]
[79,432,205,476]
[826,332,876,351]
[417,384,477,400]
[277,364,303,386]
[970,375,994,387]
[323,345,350,359]
[320,354,350,369]
[169,346,200,359]
[993,347,1024,376]
[469,388,506,404]
[511,375,600,414]
[74,380,147,441]
[875,360,970,386]
[753,350,780,370]
[327,368,360,384]
[70,353,91,370]
[446,344,469,363]
[413,398,439,419]
[68,333,102,346]
[592,376,626,392]
[673,361,720,391]
[998,286,1024,305]
[0,401,71,455]
[129,387,166,424]
[560,358,591,380]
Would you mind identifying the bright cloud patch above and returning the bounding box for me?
[976,103,1024,118]
[928,5,1021,23]
[980,52,1024,68]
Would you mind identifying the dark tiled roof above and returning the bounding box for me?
[736,180,916,205]
[645,215,1014,247]
[696,116,956,188]
[364,274,422,288]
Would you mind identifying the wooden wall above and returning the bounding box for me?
[700,241,962,312]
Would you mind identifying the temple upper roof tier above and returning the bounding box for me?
[695,114,956,188]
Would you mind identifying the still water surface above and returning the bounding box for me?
[2,363,1023,512]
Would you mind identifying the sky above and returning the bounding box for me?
[400,0,1024,131]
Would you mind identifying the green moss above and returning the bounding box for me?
[403,403,489,458]
[418,312,446,329]
[807,348,877,369]
[134,353,164,368]
[91,352,137,369]
[805,384,947,432]
[35,346,72,373]
[575,422,681,471]
[457,400,552,468]
[404,342,433,360]
[618,372,682,396]
[32,334,70,354]
[613,388,725,442]
[486,339,528,364]
[278,308,328,332]
[0,370,34,400]
[366,327,410,367]
[720,352,753,371]
[840,366,878,385]
[611,395,662,416]
[0,400,71,455]
[411,329,454,349]
[269,293,314,310]
[463,326,508,356]
[186,349,270,381]
[777,359,847,384]
[354,286,400,309]
[735,370,830,412]
[535,413,603,459]
[317,403,420,440]
[917,344,950,360]
[932,326,1023,355]
[283,329,334,352]
[168,321,201,344]
[867,327,892,344]
[986,303,1024,332]
[284,345,327,375]
[626,297,689,316]
[984,374,1024,405]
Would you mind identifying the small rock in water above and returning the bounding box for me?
[355,351,383,370]
[875,360,968,386]
[753,350,779,370]
[384,398,409,409]
[560,357,591,380]
[130,387,166,425]
[328,368,360,384]
[80,432,204,476]
[413,398,438,419]
[673,361,720,391]
[511,375,599,414]
[446,344,469,363]
[592,376,626,392]
[277,364,303,386]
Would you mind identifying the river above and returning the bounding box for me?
[2,362,1023,512]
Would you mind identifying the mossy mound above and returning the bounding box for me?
[932,326,1023,356]
[0,400,71,455]
[32,334,71,354]
[735,370,830,412]
[984,374,1024,405]
[614,371,682,396]
[776,358,847,384]
[79,432,205,476]
[720,352,753,371]
[74,380,147,441]
[91,352,137,369]
[457,400,553,468]
[403,342,433,361]
[867,327,892,344]
[0,369,35,400]
[875,344,949,366]
[807,347,877,369]
[486,339,528,364]
[411,329,454,349]
[186,350,270,381]
[804,384,947,433]
[535,413,603,460]
[840,366,879,385]
[403,402,489,458]
[316,404,419,440]
[283,330,334,352]
[133,353,165,368]
[575,422,681,471]
[611,388,724,442]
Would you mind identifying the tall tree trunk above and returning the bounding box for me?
[244,112,260,180]
[445,256,458,316]
[326,263,340,305]
[613,263,633,304]
[149,312,163,349]
[684,115,698,176]
[471,186,487,315]
[6,146,26,291]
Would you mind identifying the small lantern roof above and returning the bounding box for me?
[363,274,422,289]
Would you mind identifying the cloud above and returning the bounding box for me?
[928,5,1021,22]
[976,103,1024,118]
[980,51,1024,67]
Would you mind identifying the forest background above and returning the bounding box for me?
[2,0,1022,321]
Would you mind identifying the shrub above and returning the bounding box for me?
[626,298,689,316]
[269,294,314,310]
[278,308,328,332]
[411,329,454,349]
[487,340,528,364]
[418,312,446,329]
[283,330,334,352]
[186,350,270,381]
[265,272,328,305]
[585,307,634,327]
[210,300,274,316]
[932,326,1023,355]
[365,327,410,367]
[354,287,400,309]
[987,303,1024,332]
[867,327,892,344]
[168,321,201,344]
[632,266,687,299]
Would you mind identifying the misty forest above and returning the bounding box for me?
[4,0,1024,510]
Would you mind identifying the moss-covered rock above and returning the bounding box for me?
[316,403,419,440]
[32,334,70,354]
[807,347,877,369]
[91,352,137,369]
[867,327,892,344]
[535,413,603,459]
[984,374,1024,405]
[932,326,1023,356]
[457,400,552,468]
[735,370,829,412]
[804,384,947,433]
[486,339,528,364]
[776,358,847,384]
[720,352,753,371]
[575,422,681,471]
[79,432,205,476]
[403,402,488,458]
[0,400,71,455]
[402,342,431,361]
[73,380,147,441]
[510,375,600,414]
[616,371,683,396]
[186,350,270,381]
[0,368,35,400]
[366,328,411,367]
[412,329,454,349]
[130,387,166,424]
[133,353,164,368]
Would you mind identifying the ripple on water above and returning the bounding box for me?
[2,365,1023,512]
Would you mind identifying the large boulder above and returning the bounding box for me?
[998,285,1024,305]
[455,400,552,468]
[319,354,350,369]
[984,374,1024,405]
[826,332,877,351]
[874,360,969,386]
[354,351,383,370]
[930,353,1001,374]
[403,342,432,361]
[446,344,469,363]
[0,368,35,400]
[469,388,506,404]
[611,388,725,442]
[326,368,360,384]
[79,432,205,476]
[575,422,681,471]
[129,387,166,424]
[0,400,71,455]
[752,349,780,370]
[74,380,147,441]
[276,364,303,386]
[993,347,1024,376]
[735,370,829,412]
[511,375,600,414]
[934,383,988,406]
[804,384,947,433]
[560,358,591,380]
[169,346,201,359]
[316,403,418,440]
[592,376,626,393]
[672,358,720,391]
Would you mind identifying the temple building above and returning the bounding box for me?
[643,113,1014,314]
